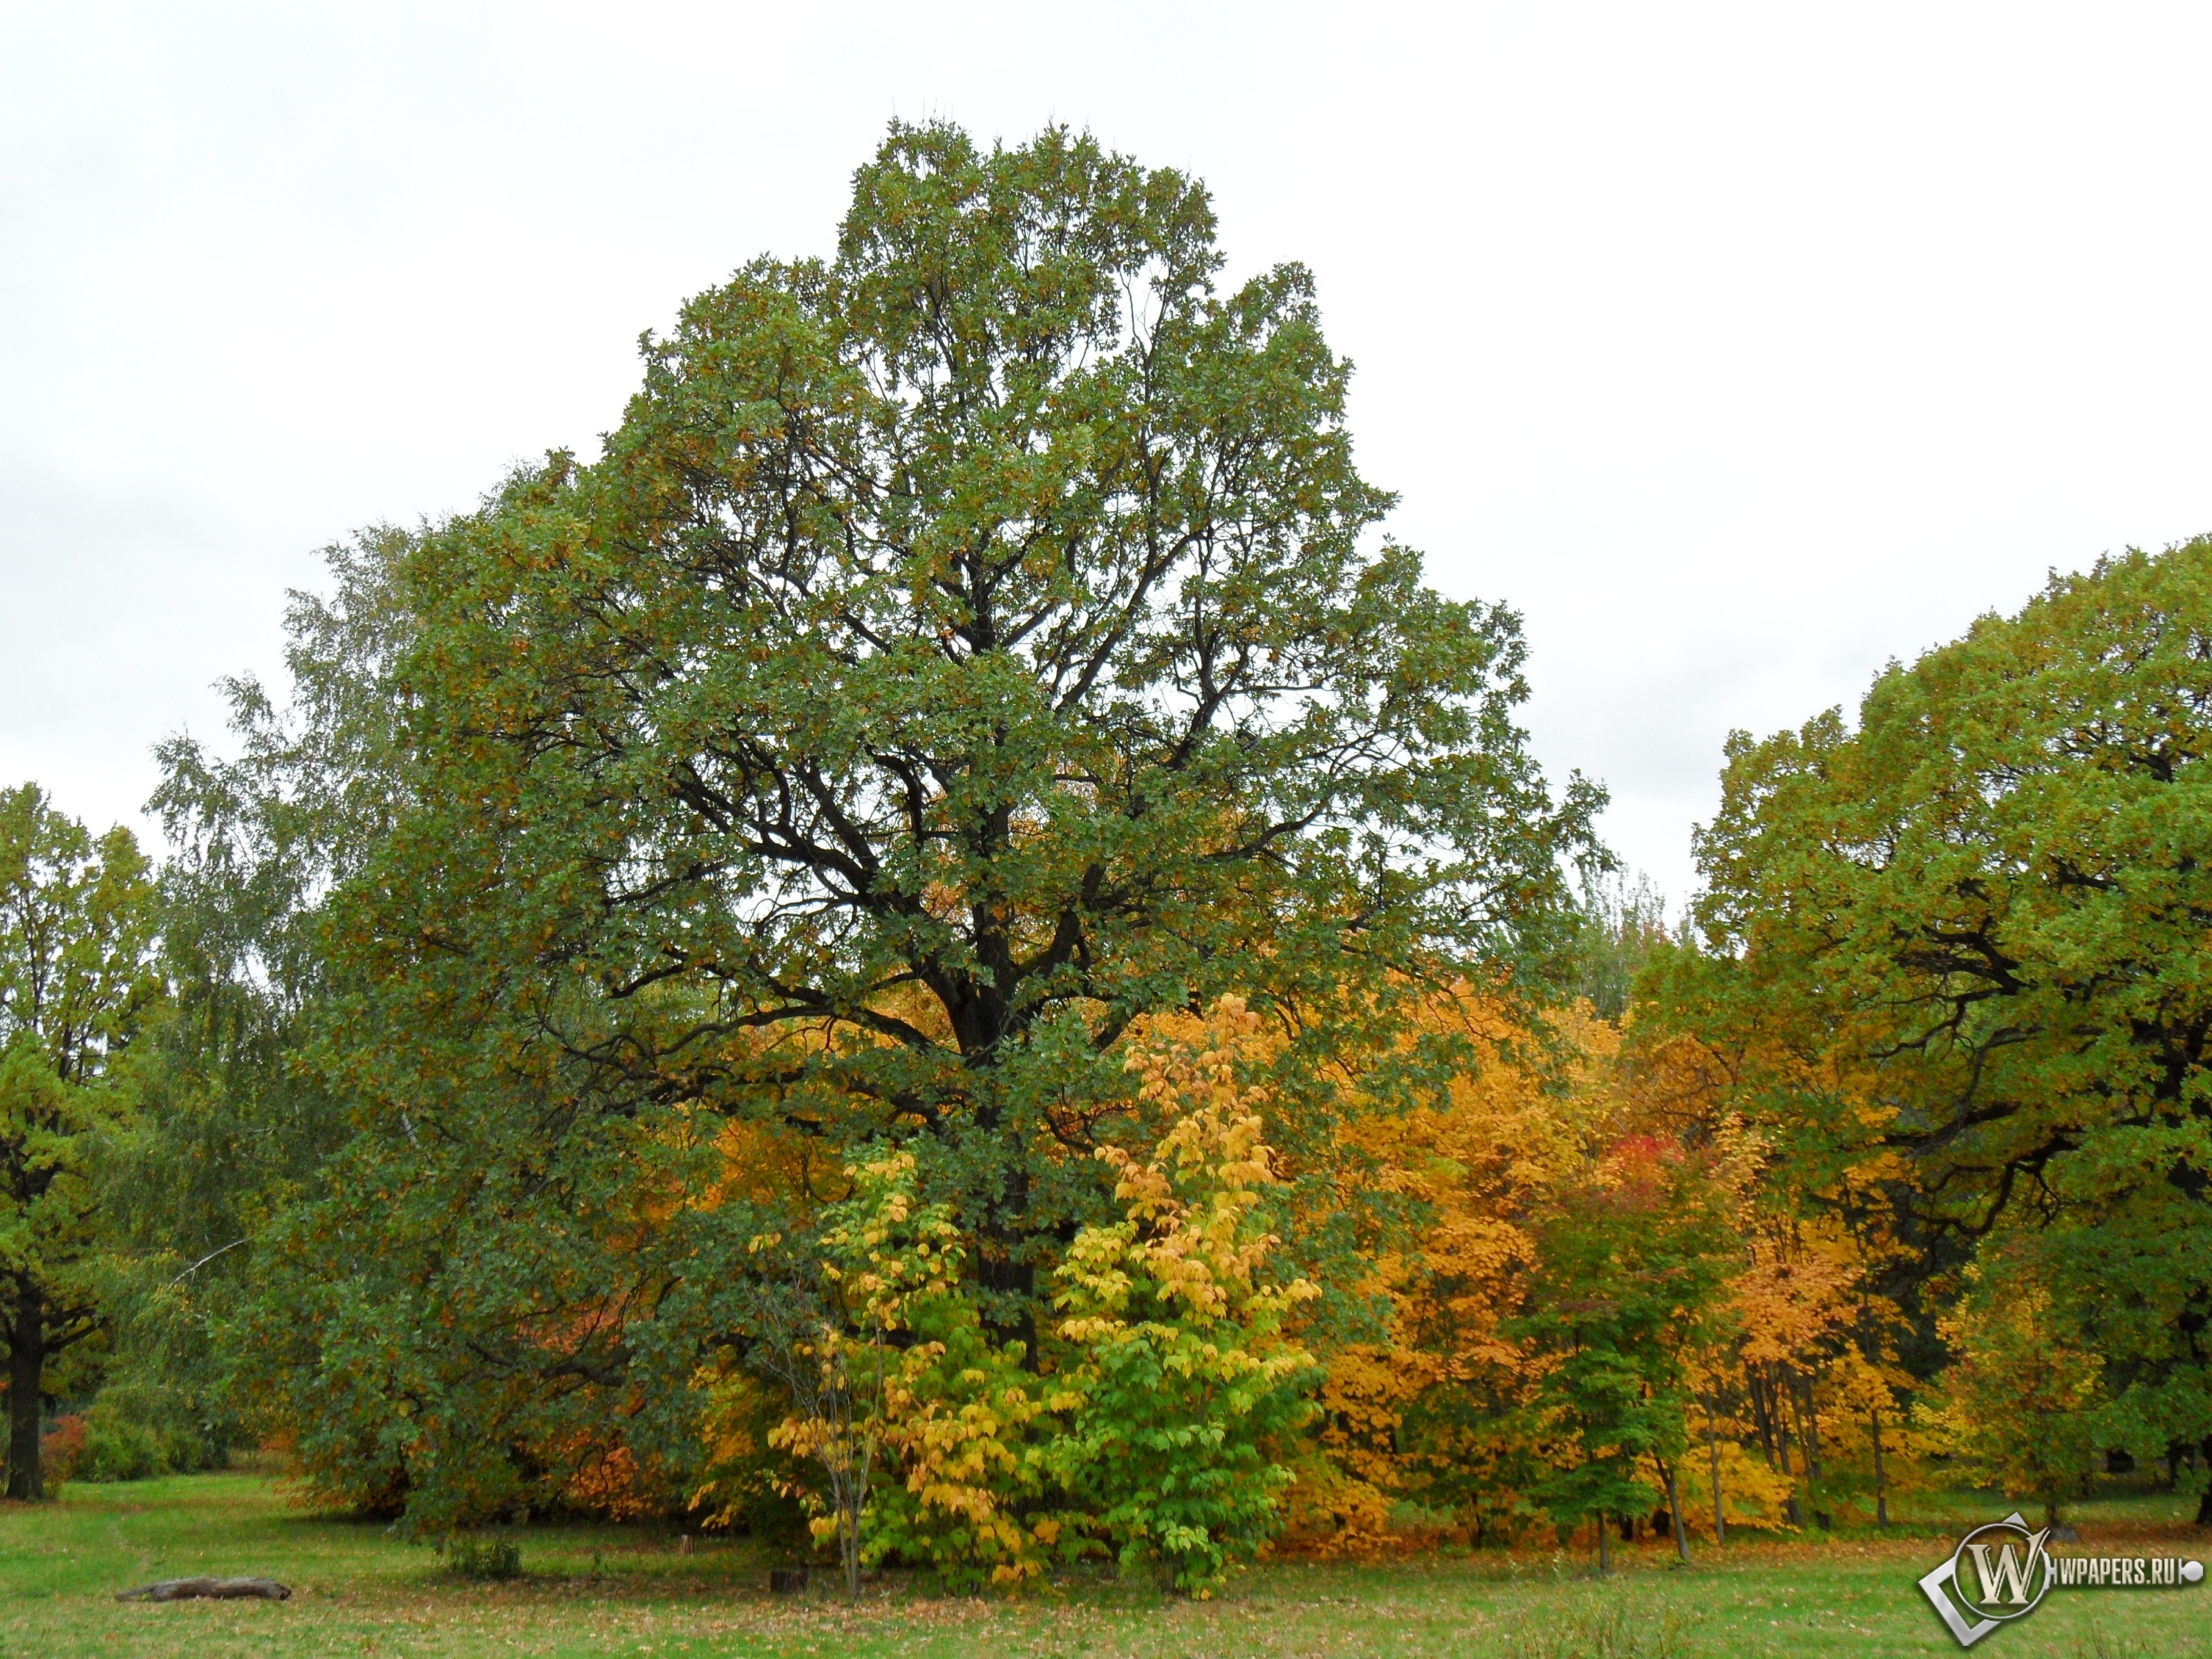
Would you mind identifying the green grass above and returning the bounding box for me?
[2,1474,2208,1658]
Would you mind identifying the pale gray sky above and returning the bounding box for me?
[6,1,2211,908]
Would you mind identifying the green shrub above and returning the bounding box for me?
[75,1413,170,1482]
[858,1289,1073,1591]
[63,1383,227,1482]
[443,1534,521,1580]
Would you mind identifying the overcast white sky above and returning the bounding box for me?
[5,2,2210,907]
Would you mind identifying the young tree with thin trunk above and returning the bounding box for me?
[1703,1388,1727,1544]
[1512,1136,1730,1573]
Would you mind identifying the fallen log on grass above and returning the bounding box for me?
[115,1577,292,1602]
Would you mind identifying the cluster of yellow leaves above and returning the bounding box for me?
[816,1150,962,1327]
[1730,1218,1866,1376]
[1059,995,1319,1343]
[759,1150,964,1494]
[696,986,1938,1563]
[1043,997,1324,1591]
[742,1149,1067,1585]
[1662,1434,1798,1531]
[748,1002,1329,1588]
[821,1156,1071,1580]
[868,1359,1068,1583]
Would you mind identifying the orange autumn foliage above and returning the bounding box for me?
[1284,993,1614,1550]
[1277,983,1929,1551]
[1618,1024,1924,1532]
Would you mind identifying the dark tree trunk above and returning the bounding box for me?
[1794,1376,1826,1485]
[2197,1437,2212,1528]
[1747,1371,1779,1466]
[1706,1391,1727,1545]
[6,1282,46,1501]
[1765,1370,1804,1528]
[1871,1407,1889,1528]
[976,1250,1038,1367]
[1794,1376,1830,1528]
[1660,1456,1691,1564]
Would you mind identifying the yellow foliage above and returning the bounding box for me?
[1063,995,1319,1340]
[1926,1250,2104,1525]
[1732,1217,1865,1371]
[1284,990,1613,1548]
[1662,1434,1799,1531]
[1288,986,1932,1548]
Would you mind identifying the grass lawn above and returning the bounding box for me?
[2,1474,2208,1658]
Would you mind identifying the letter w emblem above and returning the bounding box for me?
[1967,1531,2048,1604]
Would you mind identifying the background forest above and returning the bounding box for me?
[4,123,2209,1597]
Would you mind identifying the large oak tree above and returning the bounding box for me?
[1655,539,2212,1516]
[212,123,1600,1523]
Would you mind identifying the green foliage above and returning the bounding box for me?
[169,118,1592,1532]
[0,784,160,1499]
[353,111,1592,1280]
[68,1412,173,1483]
[1049,1222,1318,1592]
[1566,870,1669,1022]
[713,1015,1321,1597]
[1495,1597,1689,1659]
[233,1094,709,1530]
[1655,542,2212,1492]
[752,1147,970,1600]
[1509,1138,1731,1563]
[62,1380,227,1483]
[722,1150,1065,1595]
[77,541,413,1485]
[1924,1240,2106,1526]
[442,1533,522,1580]
[856,1280,1069,1591]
